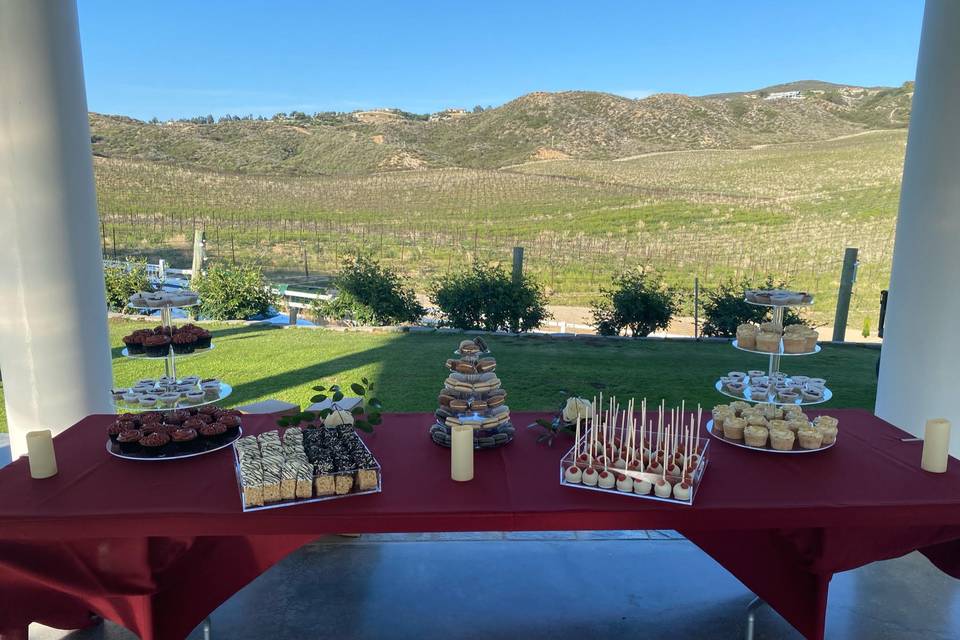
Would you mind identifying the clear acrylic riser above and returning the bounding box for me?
[714,380,831,406]
[559,435,710,506]
[114,382,233,413]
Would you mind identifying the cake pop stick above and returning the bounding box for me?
[574,415,581,461]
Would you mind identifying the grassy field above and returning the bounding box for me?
[96,130,905,327]
[0,320,880,433]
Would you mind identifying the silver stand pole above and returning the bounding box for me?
[161,306,177,381]
[765,306,784,401]
[745,596,765,640]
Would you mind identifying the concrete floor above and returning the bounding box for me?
[27,531,960,640]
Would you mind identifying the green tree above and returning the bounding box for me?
[192,262,275,320]
[591,267,682,337]
[431,264,549,332]
[103,260,151,313]
[315,256,424,326]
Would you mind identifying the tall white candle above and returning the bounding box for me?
[26,429,58,479]
[451,424,474,481]
[921,418,951,473]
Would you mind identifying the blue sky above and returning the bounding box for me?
[77,0,924,121]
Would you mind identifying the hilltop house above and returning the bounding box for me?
[764,90,802,100]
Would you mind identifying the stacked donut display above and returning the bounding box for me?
[429,339,515,449]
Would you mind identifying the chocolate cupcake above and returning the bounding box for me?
[117,429,144,454]
[217,415,241,439]
[122,334,145,354]
[193,329,212,349]
[171,427,199,453]
[199,421,227,445]
[197,404,219,416]
[142,334,171,357]
[138,431,171,457]
[171,332,197,354]
[165,410,191,425]
[183,417,207,431]
[107,420,130,442]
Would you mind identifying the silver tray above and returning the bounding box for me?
[233,430,382,512]
[114,382,233,413]
[127,301,200,311]
[732,340,820,357]
[706,419,835,454]
[106,426,242,461]
[122,344,215,359]
[714,380,831,406]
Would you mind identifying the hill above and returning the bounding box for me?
[88,80,913,175]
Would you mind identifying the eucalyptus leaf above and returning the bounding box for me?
[355,420,372,433]
[350,383,366,396]
[312,385,326,392]
[361,377,369,385]
[332,391,344,402]
[350,406,364,416]
[330,385,341,393]
[310,394,328,403]
[367,398,383,410]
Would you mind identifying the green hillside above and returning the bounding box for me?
[89,81,912,175]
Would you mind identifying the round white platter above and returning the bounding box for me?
[706,419,834,454]
[122,344,215,359]
[114,382,233,413]
[732,340,820,357]
[106,426,242,461]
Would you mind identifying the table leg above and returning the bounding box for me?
[744,596,765,640]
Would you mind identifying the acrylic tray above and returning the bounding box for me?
[232,433,382,512]
[559,436,710,506]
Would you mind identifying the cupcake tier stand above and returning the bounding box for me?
[115,300,232,413]
[709,295,832,454]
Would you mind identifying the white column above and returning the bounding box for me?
[876,0,960,454]
[0,0,114,457]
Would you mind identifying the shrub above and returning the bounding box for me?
[192,262,274,320]
[315,256,424,326]
[104,260,151,313]
[431,264,549,332]
[591,268,682,337]
[701,276,810,337]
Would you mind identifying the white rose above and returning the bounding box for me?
[562,397,593,423]
[323,409,355,428]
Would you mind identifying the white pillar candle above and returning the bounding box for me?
[450,424,474,482]
[26,429,58,479]
[921,418,951,473]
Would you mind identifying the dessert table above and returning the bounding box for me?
[1,410,959,640]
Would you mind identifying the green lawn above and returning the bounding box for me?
[0,320,880,433]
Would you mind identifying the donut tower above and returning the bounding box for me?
[429,338,515,449]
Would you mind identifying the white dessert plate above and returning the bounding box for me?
[732,340,820,357]
[714,380,831,406]
[114,382,233,413]
[706,419,835,454]
[743,297,814,308]
[121,344,215,359]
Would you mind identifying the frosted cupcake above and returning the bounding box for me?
[736,324,758,349]
[782,334,808,354]
[730,401,751,416]
[769,428,796,451]
[759,321,783,335]
[746,414,767,428]
[755,332,781,353]
[743,425,769,448]
[723,417,747,440]
[797,426,824,449]
[817,423,838,445]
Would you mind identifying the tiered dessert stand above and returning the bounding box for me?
[708,294,833,453]
[109,293,236,460]
[430,340,515,449]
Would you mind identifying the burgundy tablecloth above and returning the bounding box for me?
[1,410,959,640]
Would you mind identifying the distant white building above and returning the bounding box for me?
[764,90,802,101]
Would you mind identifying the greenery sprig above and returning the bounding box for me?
[277,376,384,432]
